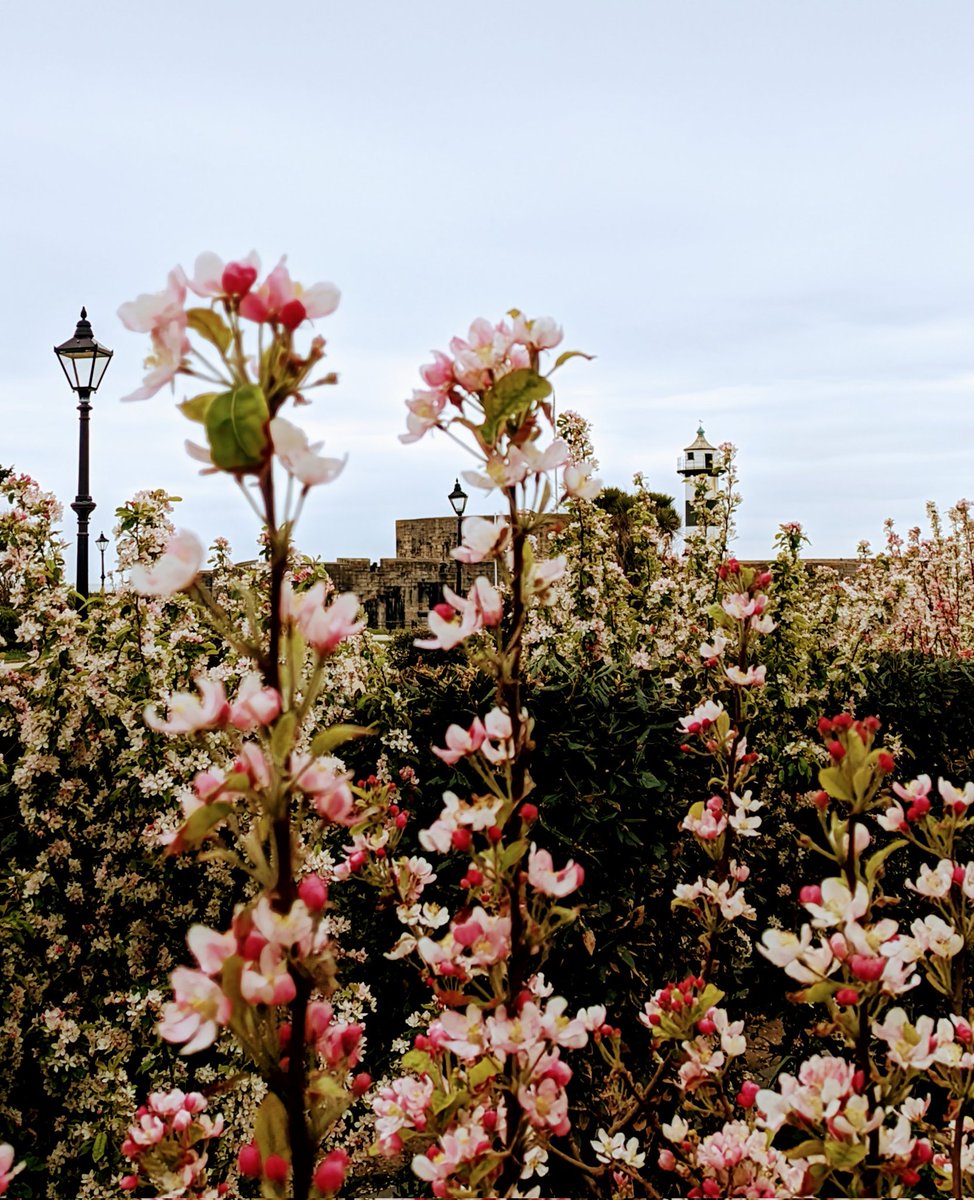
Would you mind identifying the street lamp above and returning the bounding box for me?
[54,308,113,599]
[448,478,468,594]
[96,531,109,592]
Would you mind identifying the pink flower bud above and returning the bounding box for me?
[264,1153,289,1183]
[849,954,885,981]
[737,1080,760,1108]
[799,885,823,905]
[237,1143,262,1178]
[520,803,538,823]
[451,828,472,852]
[351,1071,372,1097]
[298,874,328,913]
[120,1175,139,1191]
[314,1149,349,1195]
[835,987,860,1006]
[658,1149,676,1171]
[696,1017,716,1035]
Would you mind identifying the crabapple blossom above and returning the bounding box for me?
[187,924,236,976]
[228,673,281,730]
[801,876,869,928]
[432,717,486,765]
[872,1008,940,1070]
[186,250,260,298]
[678,699,725,733]
[562,460,602,501]
[451,515,510,563]
[251,896,314,952]
[130,529,204,596]
[527,844,585,897]
[525,555,567,604]
[289,753,356,824]
[158,967,232,1054]
[399,388,447,443]
[512,313,563,349]
[910,913,963,958]
[284,585,364,654]
[939,777,974,814]
[117,268,190,402]
[145,677,229,735]
[0,1145,24,1196]
[270,416,347,487]
[239,257,339,329]
[907,858,954,898]
[724,663,767,687]
[591,1130,646,1169]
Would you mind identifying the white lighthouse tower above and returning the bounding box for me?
[677,425,719,538]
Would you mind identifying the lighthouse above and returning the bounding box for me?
[677,425,719,536]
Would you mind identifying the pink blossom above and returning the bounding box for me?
[432,717,486,765]
[432,1006,488,1060]
[400,389,447,444]
[420,350,455,390]
[118,269,190,401]
[187,924,237,976]
[517,1078,570,1136]
[725,664,767,687]
[240,945,297,1006]
[239,257,339,329]
[414,582,496,651]
[229,673,282,730]
[512,314,564,350]
[130,530,204,596]
[526,556,567,604]
[158,967,231,1054]
[269,417,347,487]
[679,699,725,732]
[290,753,356,824]
[251,896,314,952]
[563,460,603,501]
[0,1145,24,1196]
[284,584,364,653]
[187,250,260,298]
[451,516,510,563]
[872,1007,939,1069]
[145,677,229,735]
[373,1076,434,1150]
[527,844,584,897]
[481,706,515,765]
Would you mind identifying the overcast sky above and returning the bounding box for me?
[2,1,972,573]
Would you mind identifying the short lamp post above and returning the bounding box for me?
[96,531,109,593]
[448,478,468,594]
[54,309,113,599]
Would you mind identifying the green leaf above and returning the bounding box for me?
[186,307,232,353]
[549,348,595,373]
[180,801,233,847]
[91,1131,107,1163]
[786,1137,825,1160]
[255,1092,290,1161]
[819,765,852,802]
[178,392,218,423]
[824,1138,867,1169]
[270,711,297,764]
[467,1056,500,1089]
[204,384,269,472]
[798,980,837,1005]
[400,1049,436,1077]
[310,723,374,758]
[480,368,552,442]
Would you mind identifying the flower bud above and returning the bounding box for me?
[877,752,895,773]
[351,1071,372,1097]
[313,1149,349,1195]
[835,987,860,1006]
[298,874,328,913]
[222,262,258,296]
[120,1176,139,1191]
[828,741,846,761]
[737,1080,760,1108]
[487,824,503,844]
[799,885,823,905]
[264,1154,289,1183]
[451,828,472,852]
[520,803,538,823]
[814,790,830,811]
[237,1143,262,1178]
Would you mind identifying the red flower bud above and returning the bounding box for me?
[833,713,854,731]
[351,1071,372,1097]
[737,1080,760,1108]
[414,1034,430,1050]
[907,797,931,821]
[264,1154,289,1183]
[237,1143,262,1178]
[451,828,472,852]
[828,741,846,761]
[852,1069,866,1092]
[817,717,833,736]
[298,873,328,913]
[877,752,895,773]
[120,1176,139,1192]
[696,1017,717,1035]
[313,1149,349,1195]
[863,715,881,732]
[278,299,307,331]
[487,824,503,844]
[374,846,386,858]
[222,262,258,296]
[799,885,823,905]
[849,954,885,981]
[835,987,860,1006]
[520,803,539,824]
[814,789,830,811]
[912,1140,934,1164]
[395,812,408,828]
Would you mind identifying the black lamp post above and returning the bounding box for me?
[54,308,113,598]
[96,531,109,592]
[448,478,468,593]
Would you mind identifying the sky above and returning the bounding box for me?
[2,1,973,575]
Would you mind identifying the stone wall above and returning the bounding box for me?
[322,517,506,632]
